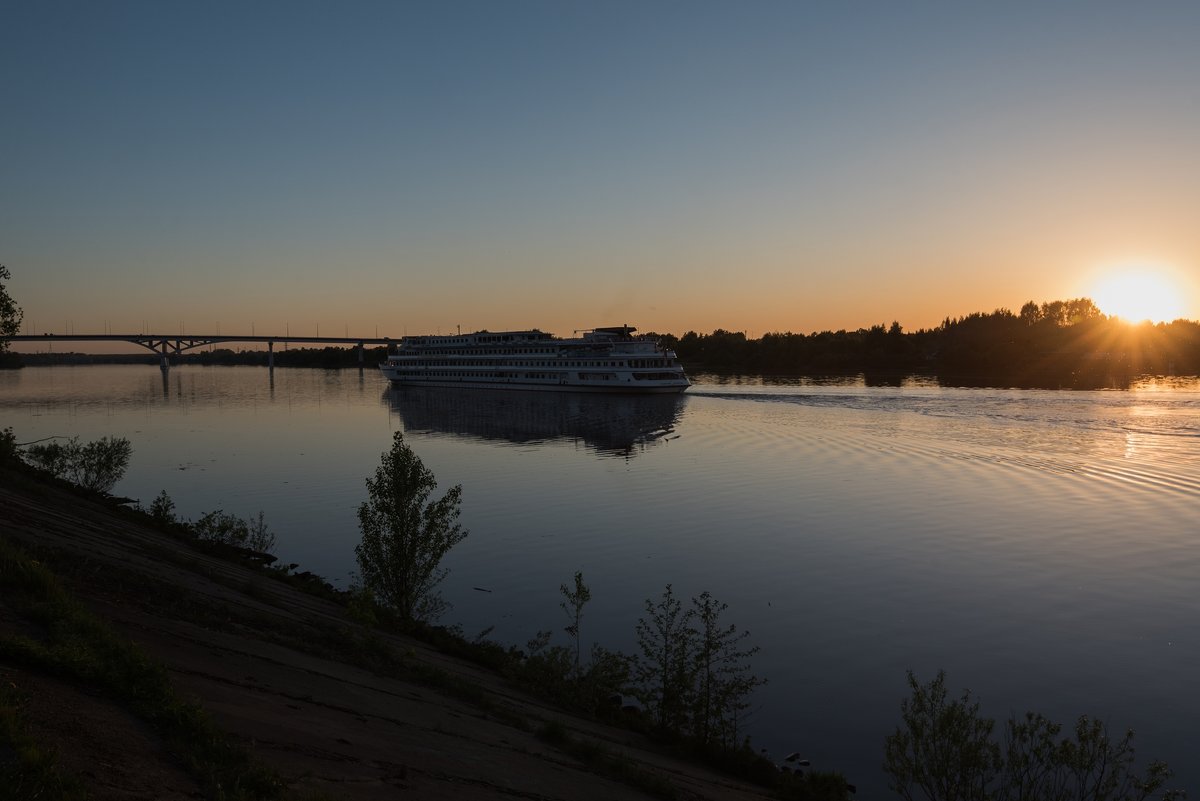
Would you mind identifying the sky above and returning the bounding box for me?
[4,0,1200,349]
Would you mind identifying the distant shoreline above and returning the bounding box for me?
[9,302,1200,386]
[9,355,1198,391]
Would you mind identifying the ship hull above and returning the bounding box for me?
[380,374,688,394]
[378,326,690,394]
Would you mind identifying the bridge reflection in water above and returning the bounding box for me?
[384,387,685,459]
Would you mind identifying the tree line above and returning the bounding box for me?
[656,298,1200,387]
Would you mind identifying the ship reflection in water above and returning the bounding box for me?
[384,386,686,458]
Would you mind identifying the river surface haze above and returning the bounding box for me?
[3,364,1199,796]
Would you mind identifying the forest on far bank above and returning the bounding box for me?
[655,298,1200,387]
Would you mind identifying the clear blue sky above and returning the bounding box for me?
[4,1,1199,344]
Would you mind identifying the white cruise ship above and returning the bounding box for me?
[379,326,689,393]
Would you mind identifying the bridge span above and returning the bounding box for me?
[7,333,396,370]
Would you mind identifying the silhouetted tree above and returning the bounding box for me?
[690,591,763,747]
[1,427,17,464]
[355,431,467,622]
[1065,297,1103,325]
[560,570,591,678]
[634,584,696,733]
[1019,301,1041,325]
[884,671,1182,801]
[885,671,1000,801]
[0,264,23,365]
[1040,300,1067,326]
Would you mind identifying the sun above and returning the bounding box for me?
[1088,266,1187,323]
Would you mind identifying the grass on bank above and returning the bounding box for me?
[537,718,679,800]
[0,534,284,801]
[0,681,87,801]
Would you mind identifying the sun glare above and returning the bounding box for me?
[1089,267,1187,324]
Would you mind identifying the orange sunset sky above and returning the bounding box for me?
[3,2,1200,349]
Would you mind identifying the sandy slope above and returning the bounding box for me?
[1,473,776,800]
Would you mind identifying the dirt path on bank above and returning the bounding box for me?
[1,474,777,801]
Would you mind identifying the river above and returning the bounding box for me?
[3,364,1198,796]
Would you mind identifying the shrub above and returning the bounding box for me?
[149,490,177,525]
[192,509,276,554]
[23,436,132,493]
[0,427,18,465]
[633,585,763,745]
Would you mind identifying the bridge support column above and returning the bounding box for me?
[268,340,275,369]
[357,342,364,364]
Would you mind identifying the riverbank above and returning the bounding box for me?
[0,466,787,800]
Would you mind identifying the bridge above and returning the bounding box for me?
[6,333,396,370]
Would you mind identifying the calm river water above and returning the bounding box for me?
[3,364,1199,796]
